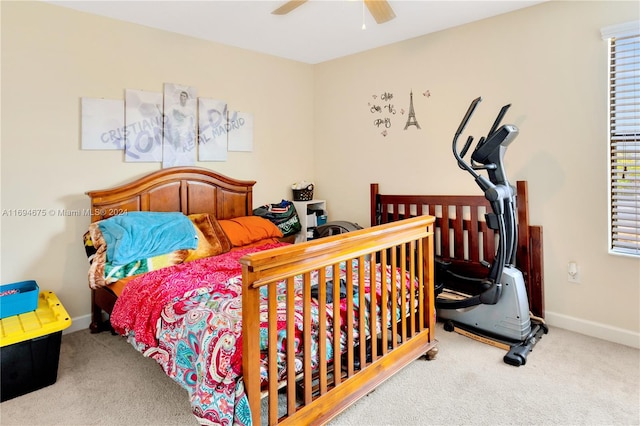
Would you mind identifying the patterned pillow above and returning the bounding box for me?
[184,214,232,262]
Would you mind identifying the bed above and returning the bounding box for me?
[85,167,438,425]
[370,180,544,319]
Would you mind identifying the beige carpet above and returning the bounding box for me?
[1,323,638,426]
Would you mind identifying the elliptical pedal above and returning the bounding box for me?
[444,317,548,366]
[503,319,549,366]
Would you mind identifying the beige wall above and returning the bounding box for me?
[314,0,639,345]
[1,1,314,324]
[1,1,638,346]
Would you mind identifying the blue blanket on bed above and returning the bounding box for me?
[98,212,198,265]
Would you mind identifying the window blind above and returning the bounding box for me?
[603,21,640,256]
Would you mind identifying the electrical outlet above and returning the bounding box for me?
[568,261,580,283]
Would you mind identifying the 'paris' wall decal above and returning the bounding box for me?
[368,89,430,137]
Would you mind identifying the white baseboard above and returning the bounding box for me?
[545,310,640,349]
[66,311,640,349]
[63,314,92,335]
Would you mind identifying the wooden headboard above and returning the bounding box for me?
[85,167,257,333]
[86,166,256,223]
[370,180,544,318]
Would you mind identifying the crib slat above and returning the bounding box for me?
[302,273,312,405]
[331,264,341,387]
[453,205,464,260]
[369,257,378,361]
[286,277,297,416]
[393,203,400,221]
[400,243,407,342]
[345,259,355,377]
[468,206,480,263]
[425,230,436,342]
[417,238,425,331]
[441,204,451,258]
[408,240,416,337]
[268,279,278,424]
[317,267,328,397]
[241,269,261,426]
[358,261,367,367]
[403,203,411,220]
[390,249,398,350]
[380,250,388,357]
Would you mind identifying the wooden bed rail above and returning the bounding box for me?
[240,215,437,425]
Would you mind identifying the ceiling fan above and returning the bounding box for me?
[272,0,396,24]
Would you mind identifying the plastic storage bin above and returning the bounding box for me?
[0,290,72,401]
[0,280,39,319]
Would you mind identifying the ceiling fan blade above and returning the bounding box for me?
[364,0,396,24]
[272,0,309,15]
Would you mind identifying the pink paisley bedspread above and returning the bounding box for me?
[110,243,416,425]
[110,244,278,347]
[111,244,286,425]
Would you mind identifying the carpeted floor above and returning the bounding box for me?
[1,323,638,425]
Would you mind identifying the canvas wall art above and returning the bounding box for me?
[82,81,254,165]
[124,89,163,162]
[81,97,125,150]
[227,111,254,152]
[163,83,197,168]
[198,98,228,162]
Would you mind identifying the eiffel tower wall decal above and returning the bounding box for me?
[404,90,421,130]
[368,89,429,137]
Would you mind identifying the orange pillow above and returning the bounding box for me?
[185,213,232,262]
[219,216,283,247]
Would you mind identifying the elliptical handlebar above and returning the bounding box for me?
[442,96,522,308]
[452,97,483,179]
[454,96,482,139]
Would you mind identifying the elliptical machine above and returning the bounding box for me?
[436,97,547,366]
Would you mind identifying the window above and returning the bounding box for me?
[602,21,640,257]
